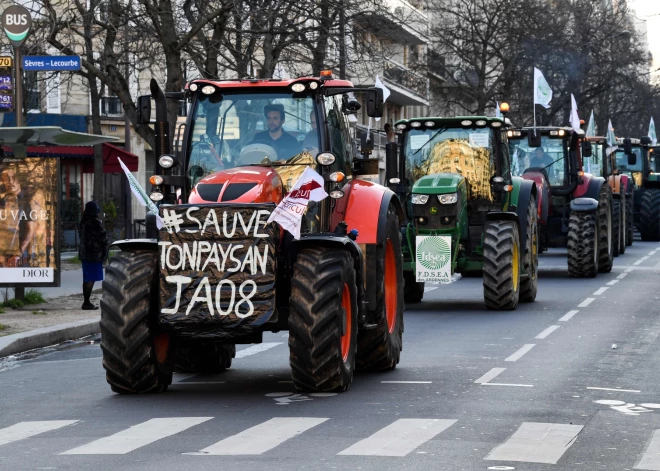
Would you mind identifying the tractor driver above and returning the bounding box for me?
[253,104,302,160]
[530,147,554,169]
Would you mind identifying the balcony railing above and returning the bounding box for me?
[384,0,427,36]
[383,60,428,99]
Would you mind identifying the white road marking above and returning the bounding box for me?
[505,344,536,362]
[62,417,212,455]
[578,298,595,308]
[649,250,657,256]
[188,417,328,455]
[634,260,644,266]
[636,429,660,470]
[482,383,534,387]
[424,287,438,292]
[593,287,609,295]
[535,325,560,339]
[338,418,457,456]
[559,310,579,322]
[607,280,620,286]
[475,367,506,384]
[587,387,641,393]
[485,422,583,464]
[235,343,283,359]
[381,381,433,384]
[0,421,78,447]
[617,272,628,279]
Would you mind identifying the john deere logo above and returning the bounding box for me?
[2,5,31,46]
[429,207,438,215]
[417,237,451,270]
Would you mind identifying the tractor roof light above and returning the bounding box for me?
[507,130,513,137]
[309,81,319,90]
[149,175,164,186]
[424,121,435,127]
[291,83,306,93]
[396,123,407,130]
[461,120,473,126]
[201,85,216,95]
[320,70,333,79]
[491,121,502,128]
[558,129,566,136]
[499,102,510,114]
[550,130,559,136]
[189,83,198,92]
[410,121,422,128]
[316,152,336,165]
[475,120,487,127]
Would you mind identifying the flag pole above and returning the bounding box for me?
[533,104,536,137]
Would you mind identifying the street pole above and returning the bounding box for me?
[339,6,346,80]
[14,45,22,127]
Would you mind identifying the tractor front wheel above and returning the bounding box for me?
[626,193,634,246]
[639,189,660,241]
[100,250,173,394]
[520,196,538,302]
[597,185,614,273]
[288,248,357,392]
[619,191,626,254]
[482,221,521,310]
[611,198,621,257]
[567,210,599,277]
[357,205,404,371]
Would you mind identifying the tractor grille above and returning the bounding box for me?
[413,195,459,229]
[195,183,224,202]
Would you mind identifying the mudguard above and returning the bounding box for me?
[486,211,520,227]
[511,178,538,257]
[520,171,548,223]
[574,174,605,200]
[570,197,599,212]
[111,238,158,251]
[331,179,404,244]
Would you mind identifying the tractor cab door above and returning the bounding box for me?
[323,94,354,178]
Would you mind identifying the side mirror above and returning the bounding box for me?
[385,142,399,186]
[628,152,637,167]
[366,87,384,118]
[641,136,652,146]
[623,137,633,155]
[581,141,593,157]
[137,95,151,125]
[360,131,374,155]
[527,132,542,148]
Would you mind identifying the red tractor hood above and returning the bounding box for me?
[188,166,284,204]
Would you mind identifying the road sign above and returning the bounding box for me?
[0,56,12,113]
[2,5,31,46]
[23,56,81,71]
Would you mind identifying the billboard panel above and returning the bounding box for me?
[0,156,59,286]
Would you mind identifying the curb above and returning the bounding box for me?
[0,317,100,358]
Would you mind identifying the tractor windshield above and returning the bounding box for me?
[509,135,567,187]
[585,141,603,176]
[404,127,495,199]
[188,91,318,186]
[614,147,644,186]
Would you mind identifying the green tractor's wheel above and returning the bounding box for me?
[520,195,538,302]
[639,189,660,241]
[100,250,174,394]
[357,205,404,371]
[460,270,483,278]
[597,185,614,273]
[567,210,599,277]
[482,220,520,310]
[174,342,236,373]
[288,248,357,392]
[404,271,424,303]
[626,193,634,246]
[619,191,626,254]
[611,198,621,257]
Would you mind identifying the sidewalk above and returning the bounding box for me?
[0,260,102,357]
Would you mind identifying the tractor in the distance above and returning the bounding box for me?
[508,127,614,277]
[391,112,539,310]
[100,73,405,394]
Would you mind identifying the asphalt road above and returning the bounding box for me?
[2,240,660,470]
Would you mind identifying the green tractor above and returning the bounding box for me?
[389,115,539,309]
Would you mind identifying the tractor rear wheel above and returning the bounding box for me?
[404,271,424,303]
[357,205,404,371]
[611,198,621,257]
[288,248,357,392]
[100,250,173,394]
[619,191,626,254]
[626,193,634,246]
[567,210,599,277]
[174,342,236,373]
[520,196,538,302]
[597,185,613,273]
[482,221,520,310]
[639,189,660,241]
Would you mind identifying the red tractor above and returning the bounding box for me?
[508,127,614,277]
[100,74,405,393]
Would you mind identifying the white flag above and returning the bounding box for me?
[570,94,580,133]
[495,101,502,118]
[374,75,390,122]
[533,67,552,109]
[118,157,165,229]
[267,166,328,239]
[649,117,657,146]
[586,110,596,137]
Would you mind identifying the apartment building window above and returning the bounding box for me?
[101,94,123,116]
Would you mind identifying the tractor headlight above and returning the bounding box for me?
[316,153,336,165]
[396,123,407,130]
[159,155,175,168]
[149,191,164,201]
[412,194,429,204]
[201,85,216,95]
[438,193,457,204]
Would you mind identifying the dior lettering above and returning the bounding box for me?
[23,269,48,278]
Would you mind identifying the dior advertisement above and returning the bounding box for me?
[0,156,58,285]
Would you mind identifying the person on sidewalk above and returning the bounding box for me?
[79,201,108,310]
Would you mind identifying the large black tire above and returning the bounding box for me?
[288,248,357,392]
[611,198,621,257]
[597,185,613,273]
[626,192,634,246]
[357,206,404,371]
[100,250,174,394]
[619,191,626,254]
[174,342,236,373]
[404,271,424,303]
[639,189,660,241]
[520,195,538,302]
[482,221,520,310]
[567,211,599,277]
